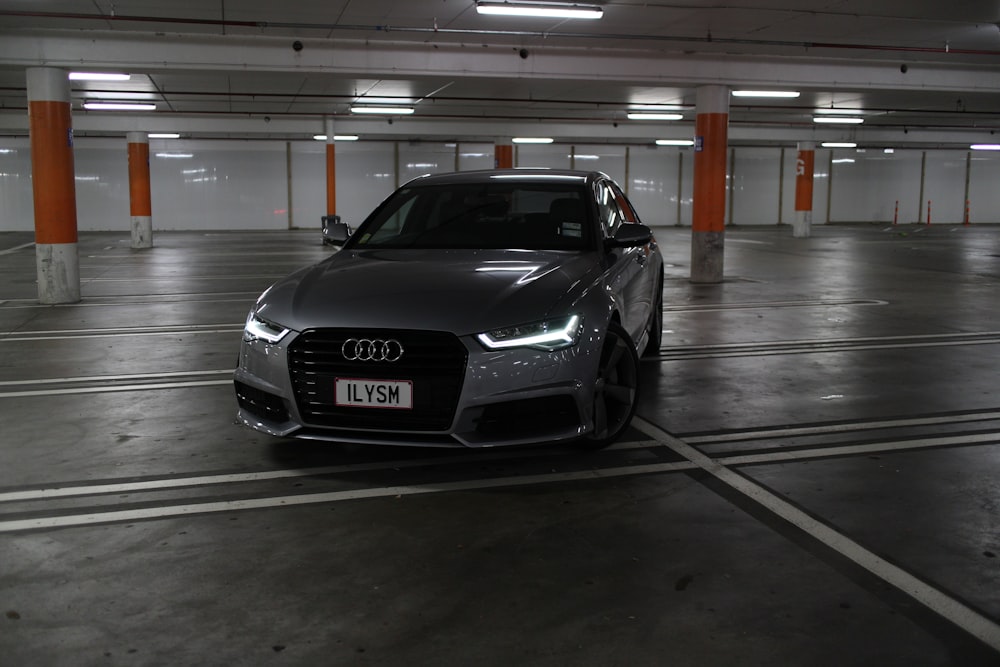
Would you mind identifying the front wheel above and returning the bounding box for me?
[579,321,640,450]
[642,271,664,357]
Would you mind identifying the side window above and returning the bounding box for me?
[594,181,625,238]
[611,184,640,224]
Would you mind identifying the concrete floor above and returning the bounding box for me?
[1,224,999,666]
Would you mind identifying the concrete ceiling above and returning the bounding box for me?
[1,0,999,147]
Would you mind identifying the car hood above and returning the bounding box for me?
[254,248,602,335]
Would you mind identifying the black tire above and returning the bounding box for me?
[642,271,664,357]
[579,321,640,450]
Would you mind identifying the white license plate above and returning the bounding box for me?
[335,378,413,410]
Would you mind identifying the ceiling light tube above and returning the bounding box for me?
[732,90,800,98]
[84,102,156,111]
[70,72,131,81]
[627,113,683,121]
[656,139,695,146]
[813,116,864,124]
[350,106,414,115]
[822,142,857,148]
[971,144,1000,151]
[512,137,554,144]
[148,133,180,139]
[476,2,603,19]
[313,135,360,141]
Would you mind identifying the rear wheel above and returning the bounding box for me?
[579,321,639,450]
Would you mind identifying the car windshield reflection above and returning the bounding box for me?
[349,183,594,251]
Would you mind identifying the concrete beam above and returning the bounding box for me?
[2,29,999,95]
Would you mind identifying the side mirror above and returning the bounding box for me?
[605,223,653,249]
[322,215,352,247]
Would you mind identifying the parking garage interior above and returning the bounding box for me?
[2,2,1000,665]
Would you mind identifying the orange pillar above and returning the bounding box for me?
[127,131,153,248]
[691,85,729,283]
[325,118,337,216]
[27,67,80,304]
[495,140,513,169]
[793,141,815,238]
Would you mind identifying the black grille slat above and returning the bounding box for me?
[288,328,468,431]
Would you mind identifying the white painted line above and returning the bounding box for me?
[660,331,1000,352]
[0,369,232,387]
[663,298,888,312]
[714,432,1000,465]
[4,324,241,337]
[653,338,1000,361]
[0,460,695,532]
[0,242,34,255]
[2,328,242,343]
[684,411,1000,444]
[0,440,665,503]
[83,275,285,283]
[631,416,1000,653]
[0,379,232,398]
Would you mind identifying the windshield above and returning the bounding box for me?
[348,182,594,251]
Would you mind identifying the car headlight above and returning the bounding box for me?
[243,310,290,344]
[477,314,583,351]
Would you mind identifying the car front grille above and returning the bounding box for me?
[287,328,468,431]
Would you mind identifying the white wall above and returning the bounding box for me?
[732,148,781,225]
[2,136,1000,233]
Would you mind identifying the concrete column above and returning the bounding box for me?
[495,138,513,169]
[691,85,729,284]
[127,131,153,248]
[27,66,80,304]
[793,141,815,238]
[325,118,337,216]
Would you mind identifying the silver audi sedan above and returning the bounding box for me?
[234,169,663,448]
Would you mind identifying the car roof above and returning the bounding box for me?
[402,169,609,188]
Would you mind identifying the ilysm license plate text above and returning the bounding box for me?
[335,378,413,410]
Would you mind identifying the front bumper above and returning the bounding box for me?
[234,325,604,448]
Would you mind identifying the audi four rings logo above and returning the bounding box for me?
[342,338,405,362]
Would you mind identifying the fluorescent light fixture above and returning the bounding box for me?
[84,102,156,111]
[822,142,857,148]
[832,159,856,164]
[813,116,864,124]
[732,90,800,98]
[627,112,683,121]
[512,137,554,144]
[350,105,414,115]
[883,148,895,154]
[148,133,180,139]
[630,105,684,111]
[571,154,600,160]
[70,72,130,81]
[814,108,864,115]
[476,1,603,20]
[155,152,193,158]
[656,139,695,146]
[971,144,1000,151]
[313,135,360,141]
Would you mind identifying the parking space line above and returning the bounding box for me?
[683,410,1000,443]
[631,416,1000,653]
[0,379,232,398]
[0,242,34,255]
[0,459,696,532]
[0,369,232,387]
[0,440,665,503]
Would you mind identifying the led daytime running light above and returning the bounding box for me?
[477,315,582,351]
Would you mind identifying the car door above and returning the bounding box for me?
[594,179,651,343]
